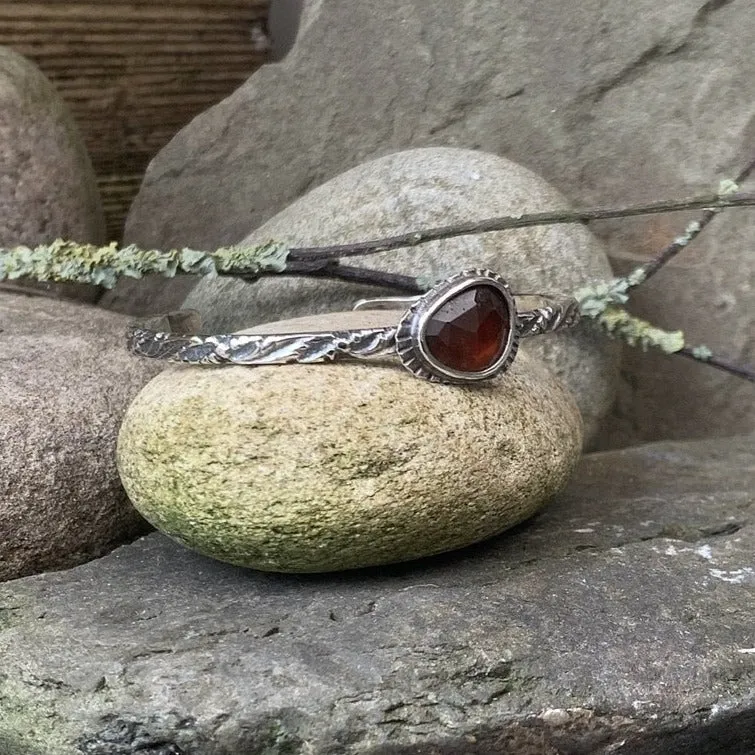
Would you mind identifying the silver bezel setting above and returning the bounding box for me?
[395,269,519,384]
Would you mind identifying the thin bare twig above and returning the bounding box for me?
[629,157,755,288]
[239,260,423,293]
[287,191,755,262]
[589,306,755,382]
[677,347,755,382]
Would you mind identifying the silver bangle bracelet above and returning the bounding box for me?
[127,269,580,384]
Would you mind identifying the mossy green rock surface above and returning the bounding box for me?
[117,316,582,572]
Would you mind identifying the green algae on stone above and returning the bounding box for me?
[0,594,73,755]
[117,332,583,572]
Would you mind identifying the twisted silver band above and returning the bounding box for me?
[128,270,580,384]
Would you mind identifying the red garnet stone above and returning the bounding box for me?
[424,284,511,373]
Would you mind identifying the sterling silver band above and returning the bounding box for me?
[127,270,580,384]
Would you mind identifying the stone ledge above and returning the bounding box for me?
[0,435,753,754]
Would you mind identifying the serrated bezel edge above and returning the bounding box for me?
[396,269,519,385]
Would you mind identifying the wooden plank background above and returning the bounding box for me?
[1,0,270,240]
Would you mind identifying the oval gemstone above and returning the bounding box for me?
[424,284,511,373]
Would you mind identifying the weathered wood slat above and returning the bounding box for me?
[0,2,266,15]
[25,55,258,73]
[14,43,258,56]
[1,1,269,241]
[2,0,264,7]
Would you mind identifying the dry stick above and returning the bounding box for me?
[631,158,755,287]
[307,264,423,292]
[283,182,755,382]
[241,260,424,293]
[286,192,755,263]
[677,348,755,383]
[618,157,755,382]
[235,189,755,293]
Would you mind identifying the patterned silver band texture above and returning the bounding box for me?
[127,298,581,366]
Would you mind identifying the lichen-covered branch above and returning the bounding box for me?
[580,305,755,382]
[0,239,289,289]
[591,306,685,353]
[573,268,648,318]
[2,188,753,289]
[2,183,754,381]
[572,272,755,381]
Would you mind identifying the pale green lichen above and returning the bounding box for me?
[690,344,713,361]
[673,220,702,247]
[211,241,289,274]
[0,239,289,289]
[718,179,739,197]
[573,266,647,318]
[597,306,685,353]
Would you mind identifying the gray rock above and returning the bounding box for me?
[1,435,753,754]
[117,324,583,572]
[268,0,304,61]
[122,0,755,446]
[0,47,105,302]
[0,292,161,582]
[183,148,618,444]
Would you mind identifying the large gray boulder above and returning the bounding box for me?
[120,0,755,446]
[0,47,105,302]
[1,435,753,753]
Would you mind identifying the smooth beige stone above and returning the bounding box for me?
[117,314,583,572]
[181,148,618,446]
